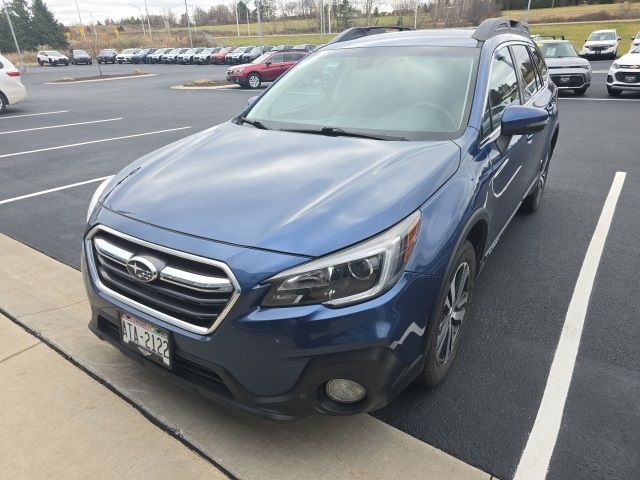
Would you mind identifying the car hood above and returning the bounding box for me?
[615,52,640,65]
[103,122,461,257]
[584,40,617,48]
[545,57,589,68]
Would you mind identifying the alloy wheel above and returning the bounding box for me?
[248,74,260,89]
[436,262,470,366]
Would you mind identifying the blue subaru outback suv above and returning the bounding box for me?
[83,18,559,420]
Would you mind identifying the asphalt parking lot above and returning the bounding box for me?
[1,59,639,480]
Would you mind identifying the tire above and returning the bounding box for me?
[38,59,43,66]
[574,87,587,96]
[247,73,261,89]
[89,60,92,65]
[415,241,476,387]
[521,147,551,213]
[117,60,122,64]
[607,86,621,96]
[0,92,7,114]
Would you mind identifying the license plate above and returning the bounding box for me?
[624,75,636,83]
[120,312,171,368]
[560,77,571,83]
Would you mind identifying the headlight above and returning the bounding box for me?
[261,211,421,308]
[237,67,245,72]
[86,176,113,222]
[612,62,620,69]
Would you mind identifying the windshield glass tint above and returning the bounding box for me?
[46,51,62,55]
[588,32,616,41]
[246,46,478,141]
[539,42,578,58]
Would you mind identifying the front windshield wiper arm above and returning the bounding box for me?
[280,126,406,141]
[237,116,269,130]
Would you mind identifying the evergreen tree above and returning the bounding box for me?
[0,7,14,53]
[336,0,352,31]
[30,0,68,49]
[8,0,32,50]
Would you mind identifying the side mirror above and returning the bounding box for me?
[247,96,259,107]
[618,36,622,41]
[501,105,549,137]
[265,61,272,67]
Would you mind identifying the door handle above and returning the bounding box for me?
[526,133,534,143]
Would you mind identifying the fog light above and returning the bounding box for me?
[325,379,366,403]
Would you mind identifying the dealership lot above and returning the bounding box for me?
[1,61,639,480]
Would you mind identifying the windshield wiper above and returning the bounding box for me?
[238,116,269,130]
[280,126,406,141]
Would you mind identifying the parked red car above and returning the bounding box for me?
[226,50,308,89]
[211,47,232,64]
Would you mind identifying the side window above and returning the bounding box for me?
[269,53,284,64]
[283,53,297,62]
[483,46,520,138]
[511,44,538,102]
[530,47,548,85]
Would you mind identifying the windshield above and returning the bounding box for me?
[122,49,135,54]
[633,45,640,54]
[74,50,88,55]
[46,51,62,56]
[99,49,114,54]
[252,53,271,64]
[245,46,478,141]
[539,42,578,58]
[588,32,616,42]
[232,47,245,53]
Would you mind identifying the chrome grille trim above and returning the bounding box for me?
[85,225,241,335]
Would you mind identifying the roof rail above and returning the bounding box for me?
[328,26,412,45]
[472,17,530,42]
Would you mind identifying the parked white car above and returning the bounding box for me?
[580,29,620,59]
[630,32,640,53]
[116,48,140,64]
[36,50,69,66]
[0,54,27,113]
[607,45,640,96]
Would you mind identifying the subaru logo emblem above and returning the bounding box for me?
[126,256,158,282]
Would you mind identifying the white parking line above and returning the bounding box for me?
[0,110,68,120]
[514,171,626,480]
[0,176,111,206]
[0,126,191,159]
[0,118,122,135]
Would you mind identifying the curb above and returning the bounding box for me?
[45,73,157,85]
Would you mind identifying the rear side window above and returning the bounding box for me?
[483,46,520,137]
[511,44,538,102]
[530,47,548,85]
[269,53,284,64]
[284,53,304,62]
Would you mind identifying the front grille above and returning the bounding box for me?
[615,72,640,83]
[550,74,585,88]
[87,227,240,334]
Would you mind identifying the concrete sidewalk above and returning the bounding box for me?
[0,315,227,480]
[0,232,494,480]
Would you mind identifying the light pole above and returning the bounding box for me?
[74,0,85,38]
[129,4,146,38]
[143,0,153,41]
[182,0,193,47]
[1,0,26,73]
[234,0,240,36]
[525,0,532,23]
[256,0,262,45]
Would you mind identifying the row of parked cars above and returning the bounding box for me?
[535,30,640,97]
[93,44,317,65]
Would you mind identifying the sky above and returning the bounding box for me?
[47,0,234,25]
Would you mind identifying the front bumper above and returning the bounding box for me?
[580,47,617,58]
[549,68,592,90]
[226,73,245,84]
[82,211,439,419]
[607,68,640,91]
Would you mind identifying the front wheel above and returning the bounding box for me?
[574,87,587,96]
[38,59,43,66]
[607,86,621,96]
[416,241,476,387]
[0,92,7,114]
[521,148,551,213]
[247,73,261,89]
